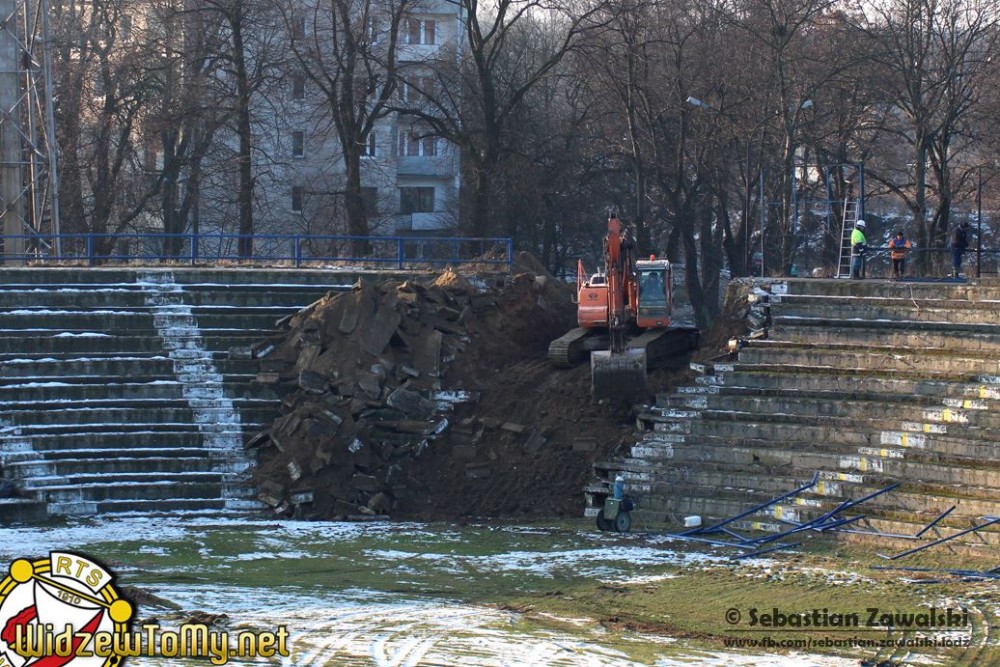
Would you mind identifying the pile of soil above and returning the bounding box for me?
[246,255,749,521]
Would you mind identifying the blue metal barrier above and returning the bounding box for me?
[5,232,514,271]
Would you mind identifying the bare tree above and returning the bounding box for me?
[286,0,406,254]
[858,0,1000,258]
[52,0,161,251]
[400,0,610,238]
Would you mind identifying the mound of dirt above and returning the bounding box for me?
[247,258,642,520]
[245,255,739,521]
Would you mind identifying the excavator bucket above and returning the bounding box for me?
[591,349,646,401]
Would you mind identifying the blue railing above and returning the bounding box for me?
[5,233,515,270]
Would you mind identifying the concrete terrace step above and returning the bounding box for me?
[600,277,1000,540]
[47,498,241,516]
[0,357,260,378]
[0,335,262,356]
[0,286,341,309]
[0,267,440,521]
[770,293,1000,312]
[0,396,276,415]
[735,344,1000,374]
[637,437,1000,488]
[769,301,999,325]
[703,361,999,387]
[660,382,1000,413]
[687,392,1000,428]
[770,323,1000,351]
[722,352,1000,379]
[31,479,232,502]
[776,278,1000,300]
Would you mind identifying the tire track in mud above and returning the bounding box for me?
[271,601,641,667]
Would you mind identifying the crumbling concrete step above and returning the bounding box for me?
[670,430,1000,465]
[0,335,261,356]
[697,393,1000,428]
[770,293,998,311]
[0,396,274,414]
[28,478,230,503]
[0,499,48,524]
[676,383,1000,414]
[776,278,1000,300]
[0,267,370,286]
[0,287,336,309]
[694,369,1000,401]
[636,438,1000,488]
[735,346,1000,375]
[0,382,184,403]
[770,301,998,325]
[0,422,254,438]
[0,357,174,378]
[771,324,1000,352]
[704,361,993,386]
[47,497,234,517]
[694,408,1000,442]
[5,442,211,458]
[7,456,215,477]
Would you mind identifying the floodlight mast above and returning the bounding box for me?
[0,0,61,264]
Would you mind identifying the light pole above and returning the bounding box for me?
[977,165,983,278]
[686,96,753,277]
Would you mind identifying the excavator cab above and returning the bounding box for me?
[635,261,671,328]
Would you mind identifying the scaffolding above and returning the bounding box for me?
[0,0,59,264]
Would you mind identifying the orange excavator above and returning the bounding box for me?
[548,215,699,398]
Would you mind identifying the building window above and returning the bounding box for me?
[399,187,434,214]
[398,131,437,157]
[399,76,435,104]
[292,74,305,100]
[291,14,306,39]
[291,186,304,213]
[120,15,133,41]
[366,16,381,45]
[292,130,304,158]
[403,18,435,45]
[361,133,377,157]
[361,187,378,216]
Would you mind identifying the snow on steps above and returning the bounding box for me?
[0,269,333,521]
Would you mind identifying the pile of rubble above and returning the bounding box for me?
[247,260,581,520]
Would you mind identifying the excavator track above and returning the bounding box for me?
[628,326,700,369]
[591,326,700,400]
[547,327,610,368]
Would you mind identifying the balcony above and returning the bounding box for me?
[395,212,453,232]
[396,154,456,178]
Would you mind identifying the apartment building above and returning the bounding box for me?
[255,0,464,242]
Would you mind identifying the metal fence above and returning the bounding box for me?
[3,233,515,270]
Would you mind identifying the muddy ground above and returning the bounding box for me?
[248,255,749,521]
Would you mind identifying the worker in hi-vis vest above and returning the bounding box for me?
[888,229,912,279]
[850,219,867,279]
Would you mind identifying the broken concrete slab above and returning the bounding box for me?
[386,387,436,420]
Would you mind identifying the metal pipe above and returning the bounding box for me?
[680,472,819,536]
[882,517,1000,561]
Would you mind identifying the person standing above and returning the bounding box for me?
[951,221,970,278]
[888,229,912,279]
[850,219,868,279]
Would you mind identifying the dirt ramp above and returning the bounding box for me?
[248,261,626,520]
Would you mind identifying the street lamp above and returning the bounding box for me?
[978,165,983,278]
[686,96,753,277]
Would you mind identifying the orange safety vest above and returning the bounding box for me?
[889,238,911,260]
